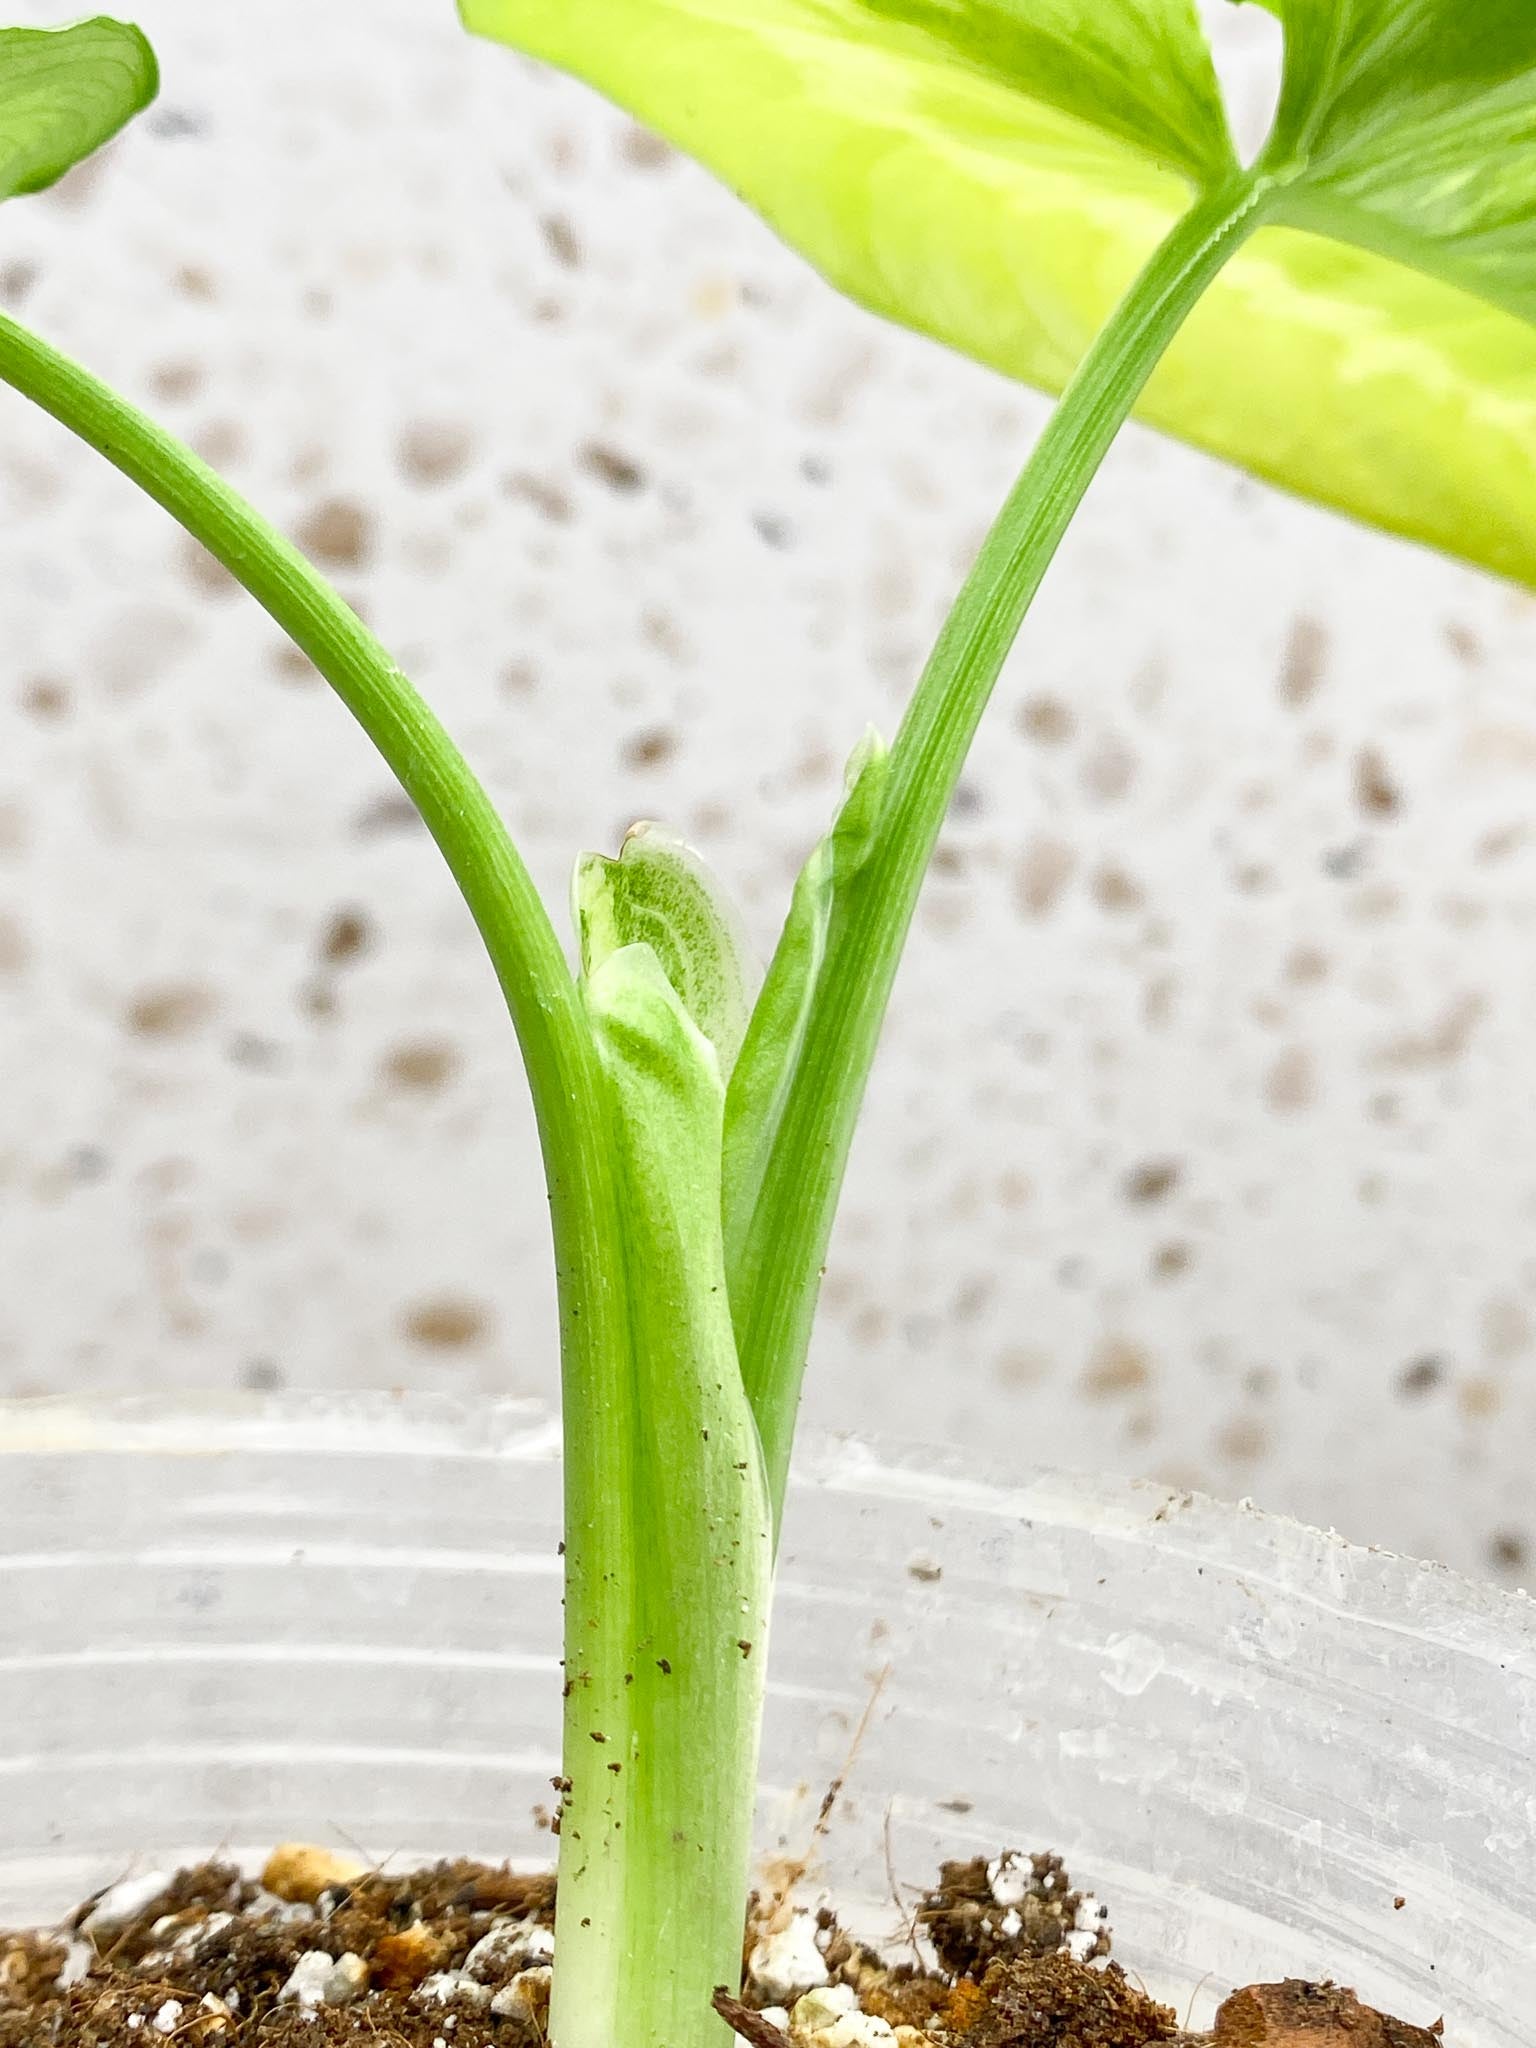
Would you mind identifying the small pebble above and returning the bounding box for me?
[790,1990,899,2048]
[57,1940,94,1987]
[82,1871,173,1936]
[261,1841,369,1904]
[791,1984,857,2030]
[277,1949,337,2011]
[809,2016,897,2048]
[417,1969,493,2009]
[750,1909,831,2004]
[986,1852,1029,1909]
[373,1921,445,1990]
[325,1951,369,2005]
[491,1963,553,2025]
[152,2001,182,2036]
[463,1916,555,1982]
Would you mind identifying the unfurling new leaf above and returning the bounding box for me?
[723,731,888,1293]
[0,19,157,202]
[576,824,760,1081]
[722,729,889,1493]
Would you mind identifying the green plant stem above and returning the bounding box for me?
[0,315,647,2039]
[732,181,1274,1514]
[559,952,773,2048]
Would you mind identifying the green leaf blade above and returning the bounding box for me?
[461,0,1234,415]
[0,19,157,202]
[464,0,1536,587]
[1253,0,1536,327]
[1149,223,1536,592]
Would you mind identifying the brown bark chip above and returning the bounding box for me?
[1212,1982,1444,2048]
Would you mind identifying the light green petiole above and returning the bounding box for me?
[726,179,1277,1520]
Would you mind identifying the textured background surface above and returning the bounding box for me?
[1,1,1534,1584]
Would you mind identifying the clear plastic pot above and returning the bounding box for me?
[1,1395,1532,2040]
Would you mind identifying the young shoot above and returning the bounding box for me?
[4,8,1536,2048]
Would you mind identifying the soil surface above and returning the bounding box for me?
[0,1847,1444,2048]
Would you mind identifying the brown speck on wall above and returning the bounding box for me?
[1377,991,1485,1070]
[295,497,373,570]
[1480,1294,1531,1363]
[580,442,646,494]
[19,677,70,723]
[1444,619,1485,665]
[191,418,246,469]
[1015,835,1075,918]
[1397,1355,1444,1398]
[1279,615,1328,706]
[179,535,239,600]
[1124,1159,1181,1205]
[994,1346,1047,1388]
[1078,732,1137,804]
[320,908,373,966]
[173,262,217,301]
[1091,864,1144,914]
[269,643,320,688]
[1284,943,1329,988]
[1459,1376,1502,1420]
[1264,1044,1317,1113]
[504,471,574,522]
[126,984,217,1040]
[1216,1416,1268,1464]
[1489,1529,1528,1573]
[0,914,28,976]
[1081,1337,1152,1401]
[353,791,423,836]
[398,421,475,488]
[623,726,678,771]
[619,122,673,169]
[148,360,205,405]
[1016,693,1075,745]
[403,1297,494,1349]
[540,213,583,268]
[383,1041,461,1094]
[1354,745,1400,819]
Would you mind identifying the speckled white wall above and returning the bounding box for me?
[1,2,1533,1585]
